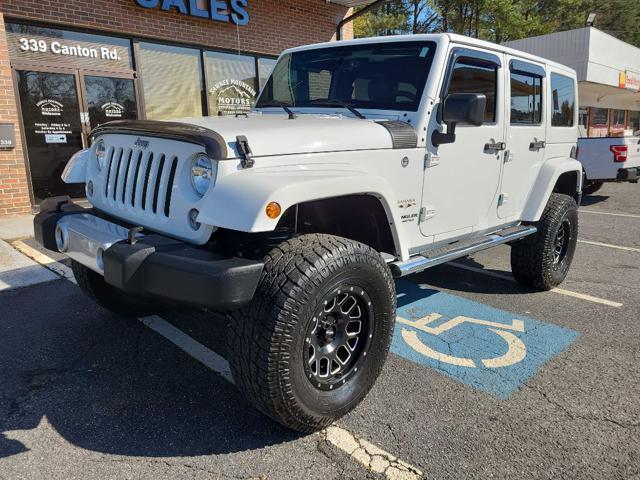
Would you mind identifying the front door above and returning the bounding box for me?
[15,69,139,205]
[420,48,505,241]
[15,69,85,203]
[499,58,546,219]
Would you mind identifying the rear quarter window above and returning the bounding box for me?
[550,73,575,127]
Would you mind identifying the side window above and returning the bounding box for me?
[447,60,497,122]
[550,73,575,127]
[510,72,542,124]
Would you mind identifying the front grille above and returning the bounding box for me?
[103,146,178,218]
[89,133,213,245]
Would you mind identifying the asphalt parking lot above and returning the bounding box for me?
[1,182,639,480]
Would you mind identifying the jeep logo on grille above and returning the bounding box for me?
[134,138,149,149]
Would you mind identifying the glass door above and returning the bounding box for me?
[15,69,85,203]
[82,74,138,130]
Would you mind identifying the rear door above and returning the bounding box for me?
[499,58,546,219]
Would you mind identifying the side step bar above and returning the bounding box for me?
[390,225,537,277]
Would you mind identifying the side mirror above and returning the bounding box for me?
[432,93,487,146]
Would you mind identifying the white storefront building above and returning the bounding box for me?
[505,27,640,137]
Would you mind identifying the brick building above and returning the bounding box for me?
[0,0,366,217]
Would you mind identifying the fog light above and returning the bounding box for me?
[86,180,94,197]
[266,202,282,219]
[54,224,68,252]
[188,208,201,230]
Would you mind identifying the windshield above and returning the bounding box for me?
[256,41,436,112]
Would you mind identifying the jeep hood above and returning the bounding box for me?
[175,113,418,159]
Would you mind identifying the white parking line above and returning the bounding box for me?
[10,243,423,480]
[578,239,640,253]
[141,314,423,479]
[140,315,234,383]
[11,240,77,284]
[580,209,640,219]
[448,262,623,308]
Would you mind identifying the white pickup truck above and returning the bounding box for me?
[578,136,640,194]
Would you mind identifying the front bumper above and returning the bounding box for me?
[617,166,640,182]
[34,196,263,310]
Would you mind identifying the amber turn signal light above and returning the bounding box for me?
[266,202,282,219]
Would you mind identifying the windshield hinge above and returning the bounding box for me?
[236,135,254,168]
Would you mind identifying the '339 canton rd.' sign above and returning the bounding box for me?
[134,0,250,26]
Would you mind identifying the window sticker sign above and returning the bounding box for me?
[101,102,125,118]
[209,79,257,115]
[5,24,132,70]
[18,37,121,62]
[45,134,67,144]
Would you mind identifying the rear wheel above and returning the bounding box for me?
[582,180,604,195]
[226,234,396,432]
[71,260,159,317]
[511,193,578,290]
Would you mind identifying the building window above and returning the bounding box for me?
[448,61,497,122]
[258,58,278,90]
[629,111,640,135]
[589,107,609,137]
[610,109,626,136]
[550,73,575,127]
[139,42,204,120]
[205,51,257,116]
[510,72,542,124]
[578,107,588,135]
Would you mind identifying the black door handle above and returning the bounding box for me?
[530,140,546,150]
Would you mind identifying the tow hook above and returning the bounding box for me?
[127,226,144,245]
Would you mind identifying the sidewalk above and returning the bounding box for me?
[0,214,34,241]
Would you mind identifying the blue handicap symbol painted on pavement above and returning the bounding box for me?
[391,281,579,399]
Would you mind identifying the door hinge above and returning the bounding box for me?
[498,193,508,206]
[424,153,440,169]
[504,150,514,162]
[419,206,436,222]
[236,135,254,168]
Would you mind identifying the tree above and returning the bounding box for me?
[353,3,408,38]
[352,0,640,48]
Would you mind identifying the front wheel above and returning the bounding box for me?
[226,234,396,432]
[511,193,578,290]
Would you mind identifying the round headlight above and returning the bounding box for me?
[190,153,213,197]
[95,139,107,171]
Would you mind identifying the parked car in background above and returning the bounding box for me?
[577,135,640,194]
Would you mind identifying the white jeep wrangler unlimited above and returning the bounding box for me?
[35,34,582,432]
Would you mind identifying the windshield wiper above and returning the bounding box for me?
[311,99,367,119]
[259,102,297,119]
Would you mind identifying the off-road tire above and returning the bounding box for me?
[511,193,578,290]
[227,234,396,432]
[582,180,604,196]
[71,260,159,317]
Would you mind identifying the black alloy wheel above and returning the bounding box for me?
[304,287,373,391]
